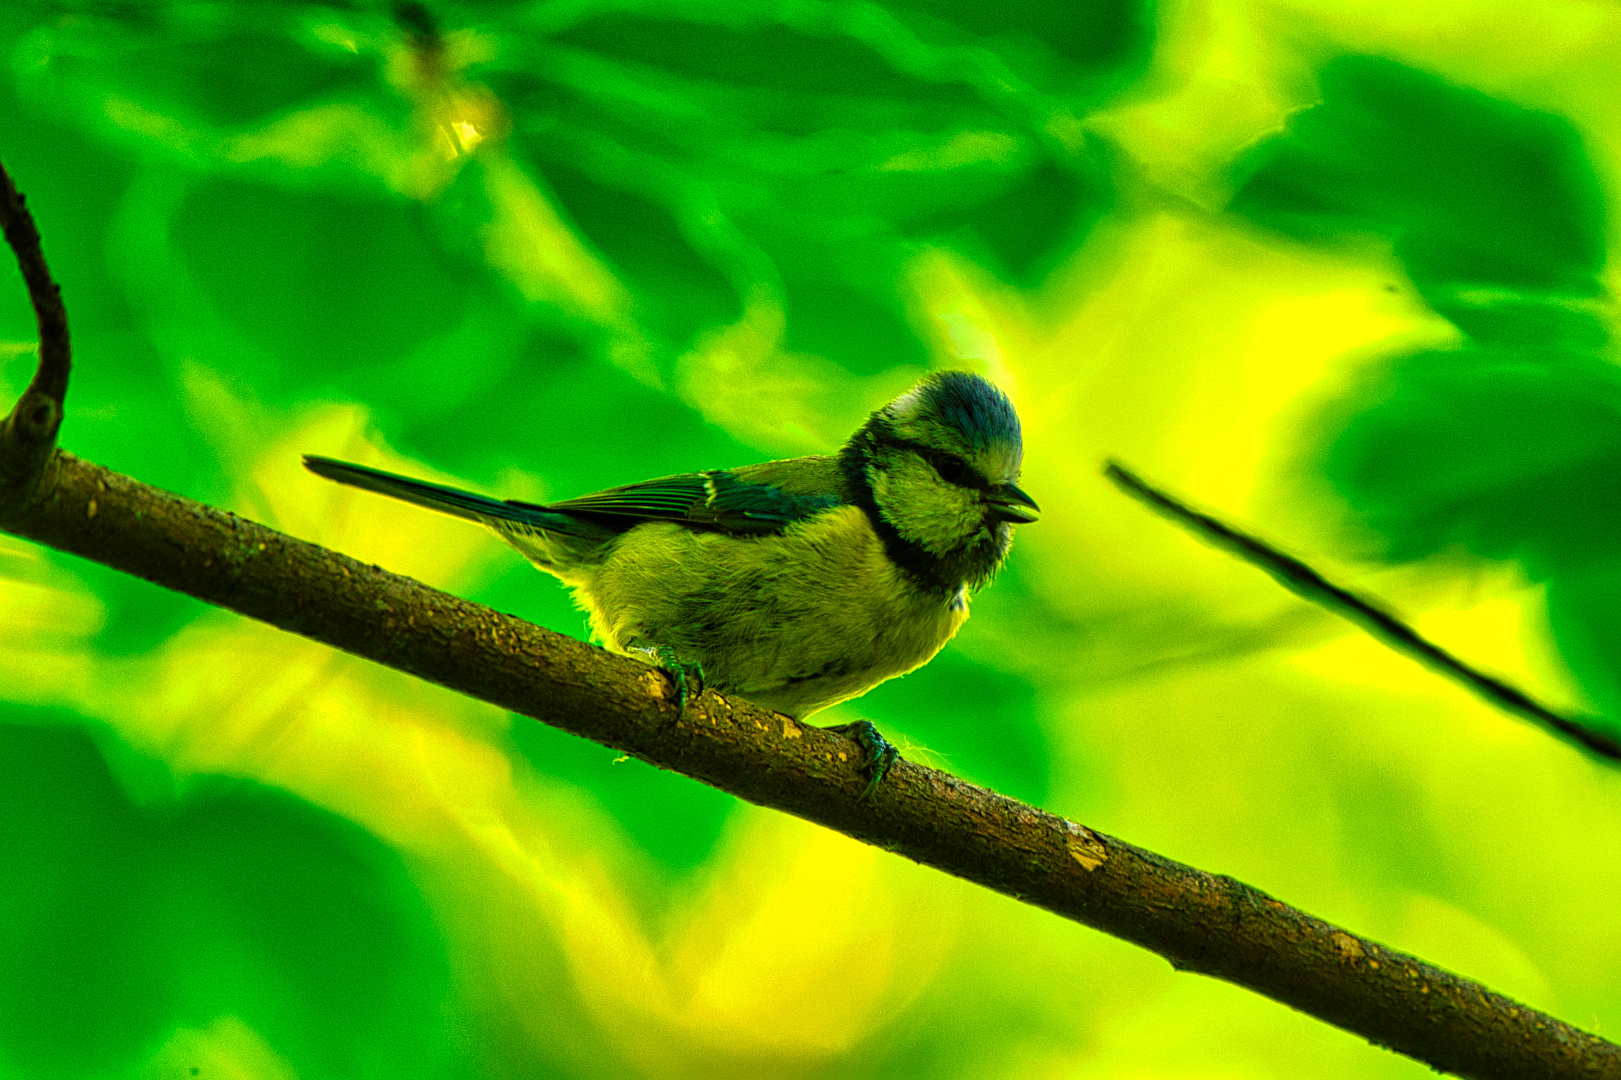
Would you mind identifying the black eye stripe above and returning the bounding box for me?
[932,454,969,484]
[874,434,991,489]
[904,442,983,488]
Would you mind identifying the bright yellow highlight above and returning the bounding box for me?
[1395,895,1554,1011]
[566,814,954,1076]
[1090,0,1317,209]
[0,536,103,707]
[179,372,499,590]
[1291,581,1590,733]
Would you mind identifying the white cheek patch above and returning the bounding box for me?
[871,454,985,556]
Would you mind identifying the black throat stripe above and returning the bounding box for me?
[836,431,960,597]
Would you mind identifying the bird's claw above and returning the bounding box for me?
[650,645,705,712]
[825,720,900,800]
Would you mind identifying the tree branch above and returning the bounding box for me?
[3,164,1617,1080]
[1103,460,1621,762]
[0,159,69,515]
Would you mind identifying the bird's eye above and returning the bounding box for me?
[933,454,969,484]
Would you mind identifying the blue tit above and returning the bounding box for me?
[304,370,1038,793]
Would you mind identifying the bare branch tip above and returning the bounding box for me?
[0,157,71,404]
[0,157,71,506]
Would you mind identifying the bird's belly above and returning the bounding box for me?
[575,508,968,718]
[734,585,967,718]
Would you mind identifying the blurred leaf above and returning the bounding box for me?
[1328,765,1454,898]
[171,176,476,379]
[0,710,463,1079]
[1320,346,1621,574]
[1231,54,1607,298]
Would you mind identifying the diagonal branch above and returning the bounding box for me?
[8,453,1620,1080]
[1104,460,1621,762]
[2,165,1617,1080]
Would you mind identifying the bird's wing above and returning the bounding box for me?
[545,467,843,534]
[305,456,844,537]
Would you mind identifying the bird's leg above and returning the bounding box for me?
[643,645,705,712]
[823,720,900,800]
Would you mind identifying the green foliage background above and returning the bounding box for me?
[2,1,1620,1076]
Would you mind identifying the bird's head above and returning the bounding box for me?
[840,371,1038,592]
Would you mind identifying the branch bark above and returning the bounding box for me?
[3,159,1617,1080]
[0,159,69,515]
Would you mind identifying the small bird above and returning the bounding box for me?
[304,370,1038,794]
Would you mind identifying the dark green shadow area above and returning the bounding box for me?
[758,214,935,378]
[172,175,480,398]
[548,16,990,105]
[862,650,1046,806]
[396,330,767,497]
[907,142,1117,288]
[0,708,466,1079]
[102,28,373,128]
[1431,294,1610,352]
[1231,54,1606,297]
[490,0,1134,389]
[886,0,1155,84]
[538,159,743,351]
[1546,557,1621,725]
[0,85,230,503]
[1321,346,1621,573]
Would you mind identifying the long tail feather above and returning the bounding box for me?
[303,455,567,530]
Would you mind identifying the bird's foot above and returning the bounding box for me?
[824,720,900,800]
[647,645,705,712]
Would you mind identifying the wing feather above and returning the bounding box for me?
[305,456,843,538]
[547,469,840,533]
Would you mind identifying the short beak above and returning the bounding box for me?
[986,482,1040,524]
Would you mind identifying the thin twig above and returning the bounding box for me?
[0,158,70,508]
[0,160,68,405]
[1104,459,1621,761]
